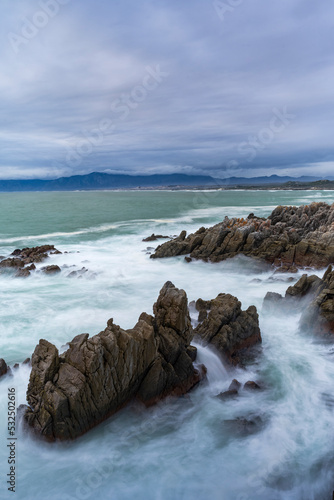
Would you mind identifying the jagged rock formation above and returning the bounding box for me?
[151,203,334,271]
[0,245,62,277]
[0,359,8,378]
[263,266,334,336]
[194,294,261,365]
[299,266,334,335]
[20,282,202,441]
[263,273,322,313]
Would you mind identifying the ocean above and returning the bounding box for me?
[1,189,334,500]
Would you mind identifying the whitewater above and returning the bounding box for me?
[0,189,334,500]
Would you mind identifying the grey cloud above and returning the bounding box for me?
[0,0,333,179]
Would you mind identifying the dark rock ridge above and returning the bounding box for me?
[151,202,334,271]
[142,234,170,242]
[194,294,261,365]
[0,359,8,378]
[0,245,62,277]
[264,266,334,336]
[21,282,203,441]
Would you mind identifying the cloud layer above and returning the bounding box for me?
[1,0,333,179]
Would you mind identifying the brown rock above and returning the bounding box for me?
[244,381,261,390]
[151,202,334,270]
[217,389,238,399]
[229,379,242,391]
[299,265,334,335]
[42,265,61,275]
[0,359,8,377]
[194,293,261,365]
[22,282,202,441]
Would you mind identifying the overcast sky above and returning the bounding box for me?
[1,0,333,179]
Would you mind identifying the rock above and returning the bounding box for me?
[151,202,334,270]
[13,363,19,369]
[22,282,203,441]
[42,265,61,275]
[1,246,61,275]
[299,265,334,335]
[0,359,8,377]
[184,257,192,263]
[229,379,241,391]
[67,267,88,278]
[0,258,24,269]
[244,381,261,390]
[186,345,197,362]
[194,293,261,365]
[23,358,31,365]
[15,263,37,278]
[264,265,334,336]
[285,274,321,298]
[15,268,31,278]
[142,234,169,242]
[217,389,238,399]
[222,415,265,437]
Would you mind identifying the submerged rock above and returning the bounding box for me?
[21,282,203,441]
[42,265,61,275]
[217,389,238,399]
[151,202,334,270]
[194,294,261,365]
[244,381,261,391]
[142,234,169,242]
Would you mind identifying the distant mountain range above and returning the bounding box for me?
[0,172,330,192]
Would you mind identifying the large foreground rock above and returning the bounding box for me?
[21,282,202,441]
[151,203,334,270]
[194,294,261,365]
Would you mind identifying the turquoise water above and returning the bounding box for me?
[0,190,334,500]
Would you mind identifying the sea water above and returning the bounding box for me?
[0,189,334,500]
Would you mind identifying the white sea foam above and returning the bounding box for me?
[1,191,334,499]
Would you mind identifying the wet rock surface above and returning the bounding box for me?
[0,358,8,378]
[0,245,62,277]
[194,294,261,365]
[151,203,334,271]
[21,282,203,441]
[263,265,334,336]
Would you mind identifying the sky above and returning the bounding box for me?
[0,0,333,180]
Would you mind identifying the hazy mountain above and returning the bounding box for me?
[0,172,329,192]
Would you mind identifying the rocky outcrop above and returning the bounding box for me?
[263,273,322,312]
[0,245,61,276]
[299,266,334,336]
[151,203,334,271]
[194,294,261,365]
[0,359,8,378]
[21,282,203,441]
[263,266,334,336]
